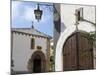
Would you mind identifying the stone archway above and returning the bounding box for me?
[27,51,46,73]
[55,24,95,71]
[55,25,76,71]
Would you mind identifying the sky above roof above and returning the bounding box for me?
[11,1,54,37]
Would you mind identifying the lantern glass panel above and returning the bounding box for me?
[34,9,42,21]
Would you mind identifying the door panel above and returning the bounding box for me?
[63,32,93,71]
[78,34,93,69]
[63,34,77,71]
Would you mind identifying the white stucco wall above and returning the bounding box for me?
[60,4,95,34]
[55,4,96,71]
[12,33,48,72]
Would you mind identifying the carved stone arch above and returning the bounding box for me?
[27,51,46,73]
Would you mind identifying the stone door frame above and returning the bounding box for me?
[27,51,46,73]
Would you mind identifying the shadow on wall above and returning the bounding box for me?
[61,22,67,33]
[53,22,67,51]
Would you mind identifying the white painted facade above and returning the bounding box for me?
[60,4,95,33]
[55,4,96,71]
[11,28,51,72]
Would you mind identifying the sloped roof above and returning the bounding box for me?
[11,28,52,39]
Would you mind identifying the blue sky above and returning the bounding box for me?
[12,1,54,37]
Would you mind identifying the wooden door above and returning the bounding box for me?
[63,32,93,71]
[78,33,93,70]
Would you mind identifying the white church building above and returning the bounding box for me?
[11,26,51,74]
[54,4,96,71]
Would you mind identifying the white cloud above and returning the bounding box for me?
[12,1,22,19]
[23,7,35,21]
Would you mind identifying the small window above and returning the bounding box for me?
[37,46,42,50]
[78,11,81,21]
[31,38,35,49]
[76,8,83,21]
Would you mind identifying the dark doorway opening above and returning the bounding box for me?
[33,55,41,73]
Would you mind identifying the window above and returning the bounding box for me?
[31,38,35,49]
[78,11,81,21]
[37,46,42,50]
[75,8,83,21]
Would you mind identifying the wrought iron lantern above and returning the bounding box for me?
[34,4,43,22]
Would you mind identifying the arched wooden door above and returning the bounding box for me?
[63,32,94,71]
